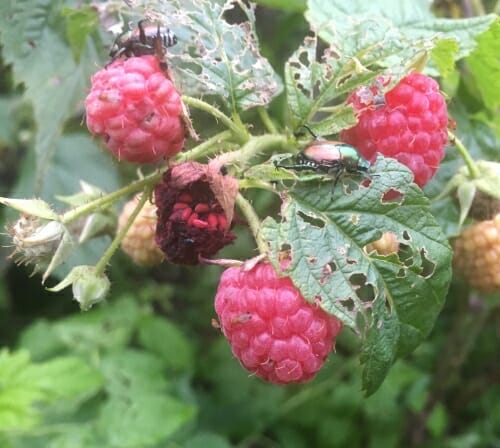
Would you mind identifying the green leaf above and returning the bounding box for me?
[52,296,141,355]
[18,320,66,361]
[306,0,433,24]
[29,356,103,403]
[61,6,99,61]
[0,1,99,196]
[0,350,43,430]
[17,133,120,203]
[0,198,58,220]
[403,15,497,60]
[100,349,170,397]
[137,315,194,371]
[98,393,196,447]
[262,157,452,394]
[430,38,459,78]
[148,0,283,111]
[306,0,496,60]
[0,350,102,431]
[467,19,500,112]
[185,432,232,448]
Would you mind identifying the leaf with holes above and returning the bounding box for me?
[262,156,452,395]
[144,0,282,112]
[284,26,426,134]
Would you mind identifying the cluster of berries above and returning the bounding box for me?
[84,23,457,384]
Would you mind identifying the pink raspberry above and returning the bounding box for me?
[341,73,448,187]
[85,55,185,164]
[214,262,343,384]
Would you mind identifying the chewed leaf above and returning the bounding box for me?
[262,156,452,395]
[285,26,421,131]
[148,0,282,112]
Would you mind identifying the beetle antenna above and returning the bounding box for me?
[294,124,319,140]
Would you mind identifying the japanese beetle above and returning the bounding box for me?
[275,126,371,187]
[277,142,370,176]
[109,20,177,61]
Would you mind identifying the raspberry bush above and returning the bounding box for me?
[0,0,499,447]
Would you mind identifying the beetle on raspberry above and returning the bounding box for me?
[109,20,177,62]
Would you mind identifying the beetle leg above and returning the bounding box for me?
[274,162,315,171]
[138,19,147,44]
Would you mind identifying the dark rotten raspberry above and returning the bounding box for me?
[214,262,343,384]
[341,73,448,187]
[155,161,237,265]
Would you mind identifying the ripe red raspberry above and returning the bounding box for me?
[341,73,448,187]
[117,196,164,266]
[214,262,343,384]
[453,214,500,293]
[85,55,185,164]
[155,161,238,265]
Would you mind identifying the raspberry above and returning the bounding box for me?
[214,262,343,384]
[85,55,185,164]
[453,214,500,293]
[155,161,238,265]
[341,73,448,187]
[118,196,164,266]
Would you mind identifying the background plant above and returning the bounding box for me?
[0,0,499,447]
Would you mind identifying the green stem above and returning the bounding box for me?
[258,107,278,134]
[448,130,480,179]
[94,187,152,275]
[182,95,248,142]
[235,193,268,255]
[218,134,288,168]
[238,178,277,193]
[174,130,234,162]
[60,172,162,225]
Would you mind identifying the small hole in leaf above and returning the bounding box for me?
[361,178,372,188]
[420,248,436,278]
[382,188,404,203]
[402,230,411,241]
[350,273,376,301]
[298,211,325,228]
[349,273,366,287]
[339,297,355,312]
[398,243,414,267]
[358,283,376,301]
[346,258,357,265]
[397,268,406,278]
[279,243,291,253]
[323,261,337,274]
[308,256,317,264]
